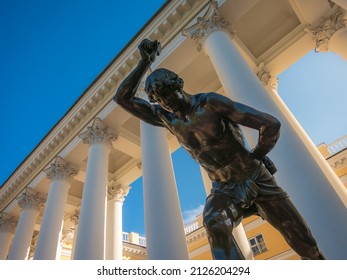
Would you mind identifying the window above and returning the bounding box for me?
[249,234,267,256]
[122,232,129,242]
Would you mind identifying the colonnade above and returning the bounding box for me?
[0,113,192,260]
[0,118,131,260]
[1,1,347,260]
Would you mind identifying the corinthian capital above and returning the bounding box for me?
[61,228,74,244]
[44,156,78,181]
[78,118,117,146]
[183,1,231,51]
[70,210,80,226]
[108,180,131,202]
[306,8,347,52]
[17,188,46,211]
[0,213,18,234]
[256,63,278,91]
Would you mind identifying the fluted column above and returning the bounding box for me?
[34,156,78,260]
[106,181,130,260]
[7,189,45,260]
[307,8,347,60]
[140,120,189,260]
[183,1,347,259]
[0,214,17,259]
[74,118,117,260]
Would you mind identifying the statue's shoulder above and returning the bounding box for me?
[197,92,227,105]
[196,92,218,101]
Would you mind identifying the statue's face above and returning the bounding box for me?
[150,87,184,113]
[145,69,185,113]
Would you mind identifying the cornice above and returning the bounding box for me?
[0,0,211,212]
[243,217,266,232]
[123,241,147,257]
[186,226,207,245]
[327,153,347,169]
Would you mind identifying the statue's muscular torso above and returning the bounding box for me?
[155,93,260,182]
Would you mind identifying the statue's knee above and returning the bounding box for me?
[203,210,231,233]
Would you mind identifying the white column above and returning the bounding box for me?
[308,8,347,61]
[74,118,116,260]
[256,63,347,204]
[33,157,78,260]
[7,189,45,260]
[140,121,189,260]
[184,1,347,259]
[200,167,254,260]
[0,214,17,259]
[106,181,130,260]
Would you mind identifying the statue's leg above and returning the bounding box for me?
[203,194,245,260]
[256,198,325,260]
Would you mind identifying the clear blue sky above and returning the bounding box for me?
[1,1,346,235]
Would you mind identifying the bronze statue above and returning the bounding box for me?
[114,38,325,260]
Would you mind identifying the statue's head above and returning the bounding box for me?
[145,68,184,103]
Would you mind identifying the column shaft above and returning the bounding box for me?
[7,208,38,260]
[0,232,14,259]
[34,179,70,259]
[203,28,347,259]
[141,121,189,260]
[0,232,14,260]
[0,214,16,260]
[74,142,109,259]
[106,200,123,259]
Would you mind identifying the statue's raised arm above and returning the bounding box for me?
[113,39,164,127]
